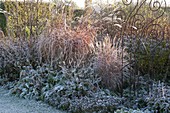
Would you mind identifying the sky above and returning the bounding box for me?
[4,0,169,7]
[72,0,170,8]
[72,0,84,8]
[72,0,115,8]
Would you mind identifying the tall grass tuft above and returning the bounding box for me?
[94,36,129,91]
[36,23,96,69]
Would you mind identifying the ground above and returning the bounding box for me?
[0,86,66,113]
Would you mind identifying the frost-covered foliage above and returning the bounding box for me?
[123,76,170,113]
[10,64,123,112]
[0,39,38,82]
[115,108,151,113]
[9,65,170,112]
[141,81,170,113]
[10,65,55,99]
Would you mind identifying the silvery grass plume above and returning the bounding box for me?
[93,35,130,91]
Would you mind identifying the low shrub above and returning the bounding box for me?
[115,108,151,113]
[125,38,170,80]
[144,82,170,113]
[0,38,38,82]
[123,76,170,113]
[10,64,122,112]
[10,65,56,99]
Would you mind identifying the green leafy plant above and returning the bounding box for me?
[4,1,51,39]
[128,38,170,80]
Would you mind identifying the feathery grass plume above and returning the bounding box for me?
[94,35,129,91]
[36,23,96,69]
